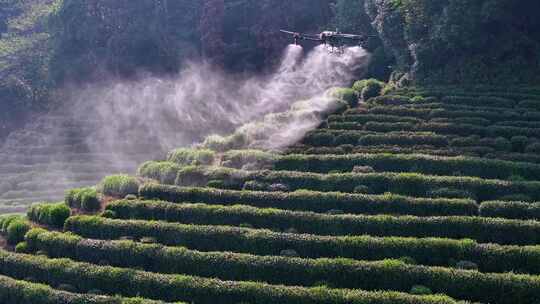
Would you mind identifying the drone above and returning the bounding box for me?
[280,29,369,54]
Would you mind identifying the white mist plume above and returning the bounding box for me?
[69,44,369,157]
[202,45,370,151]
[0,44,369,206]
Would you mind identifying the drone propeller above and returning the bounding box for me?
[279,30,297,35]
[280,30,323,42]
[336,34,365,40]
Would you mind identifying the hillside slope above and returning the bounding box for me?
[2,85,540,303]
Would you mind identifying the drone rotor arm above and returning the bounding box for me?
[338,34,364,40]
[279,30,298,35]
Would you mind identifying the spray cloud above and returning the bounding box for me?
[71,45,369,155]
[0,45,370,206]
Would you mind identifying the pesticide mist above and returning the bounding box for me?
[0,45,370,208]
[72,45,369,152]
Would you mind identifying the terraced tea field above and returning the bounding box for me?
[0,109,168,213]
[2,86,540,303]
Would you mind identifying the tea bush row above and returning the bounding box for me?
[479,201,540,220]
[65,187,100,211]
[0,215,31,245]
[172,166,540,201]
[328,121,540,139]
[29,225,540,274]
[0,250,458,304]
[0,274,167,304]
[27,202,70,228]
[139,184,478,217]
[106,199,482,235]
[62,215,540,274]
[274,153,540,180]
[67,212,540,248]
[24,229,540,304]
[304,130,449,147]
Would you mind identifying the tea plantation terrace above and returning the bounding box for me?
[2,84,540,303]
[0,108,170,213]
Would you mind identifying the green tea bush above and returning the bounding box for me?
[70,205,540,244]
[0,215,24,233]
[221,150,276,169]
[166,148,215,166]
[410,285,433,296]
[137,161,183,184]
[427,188,476,200]
[0,250,460,304]
[14,242,29,253]
[65,187,100,211]
[27,202,70,228]
[23,229,540,304]
[139,184,478,217]
[64,216,540,274]
[452,136,513,152]
[480,201,540,220]
[352,79,383,93]
[100,175,139,198]
[441,96,515,108]
[106,199,479,234]
[363,121,416,132]
[498,194,533,202]
[370,105,431,118]
[420,121,540,140]
[330,87,358,107]
[416,122,484,137]
[367,95,411,106]
[358,132,449,147]
[172,166,540,202]
[6,220,30,245]
[243,181,270,190]
[448,117,491,126]
[302,132,335,146]
[200,132,250,152]
[490,152,540,164]
[0,274,167,304]
[352,79,385,101]
[335,131,368,146]
[410,96,426,103]
[328,113,421,124]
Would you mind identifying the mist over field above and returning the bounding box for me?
[70,45,369,153]
[0,44,369,206]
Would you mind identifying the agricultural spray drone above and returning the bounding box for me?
[280,29,370,54]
